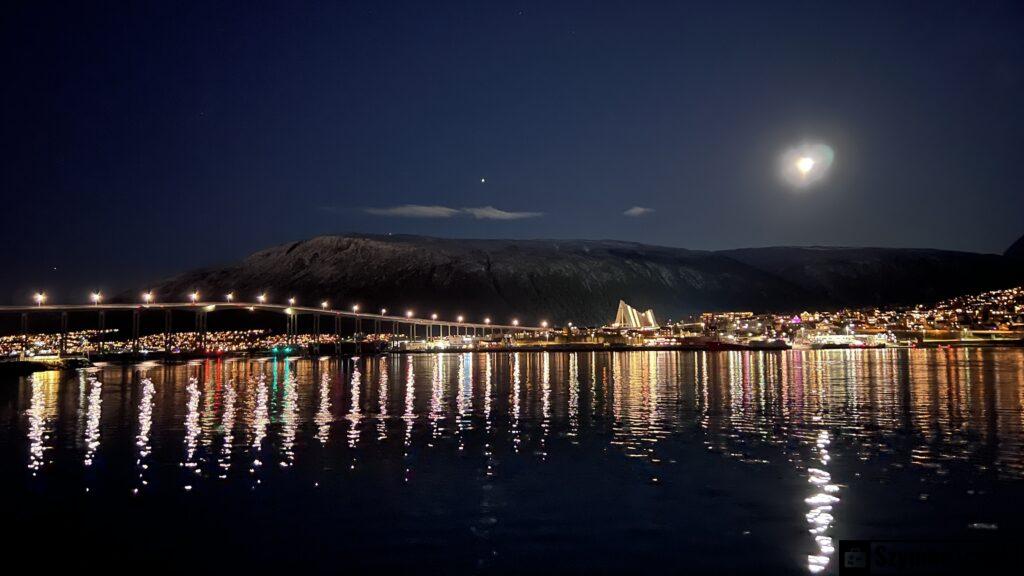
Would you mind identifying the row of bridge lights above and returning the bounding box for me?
[31,291,544,329]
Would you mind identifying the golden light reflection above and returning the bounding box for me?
[280,368,298,467]
[376,358,389,441]
[83,376,102,467]
[135,377,155,492]
[315,372,332,445]
[183,376,201,476]
[217,379,236,479]
[27,371,59,472]
[346,366,362,450]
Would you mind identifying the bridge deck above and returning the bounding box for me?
[0,302,540,331]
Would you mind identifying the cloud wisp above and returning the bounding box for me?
[623,206,654,217]
[363,204,462,218]
[463,206,543,220]
[362,204,543,220]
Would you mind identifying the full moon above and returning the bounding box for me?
[781,142,834,188]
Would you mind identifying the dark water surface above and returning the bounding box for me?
[2,350,1023,573]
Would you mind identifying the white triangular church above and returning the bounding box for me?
[612,300,659,329]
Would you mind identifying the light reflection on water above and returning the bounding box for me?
[4,349,1024,573]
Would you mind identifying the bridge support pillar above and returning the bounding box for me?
[195,311,207,351]
[313,313,320,347]
[20,313,28,358]
[132,309,140,355]
[97,311,105,355]
[59,311,68,357]
[164,309,172,355]
[335,314,342,355]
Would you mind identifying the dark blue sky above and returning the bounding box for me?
[3,1,1023,302]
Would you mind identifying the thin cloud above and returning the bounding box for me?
[361,204,543,220]
[363,204,462,218]
[463,206,543,220]
[623,206,654,217]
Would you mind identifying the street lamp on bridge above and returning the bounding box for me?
[190,291,199,303]
[142,291,153,304]
[226,292,234,302]
[321,301,329,309]
[91,292,102,306]
[34,292,46,307]
[288,297,296,306]
[257,293,267,304]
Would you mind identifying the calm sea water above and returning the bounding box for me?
[2,349,1022,573]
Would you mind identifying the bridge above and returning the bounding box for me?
[0,300,545,357]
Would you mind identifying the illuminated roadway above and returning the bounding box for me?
[0,301,541,333]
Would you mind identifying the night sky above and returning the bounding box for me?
[3,1,1023,303]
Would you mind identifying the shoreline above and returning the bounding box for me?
[3,339,1023,375]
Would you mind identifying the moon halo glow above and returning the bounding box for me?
[781,142,834,189]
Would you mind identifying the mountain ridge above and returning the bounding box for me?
[138,234,1024,325]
